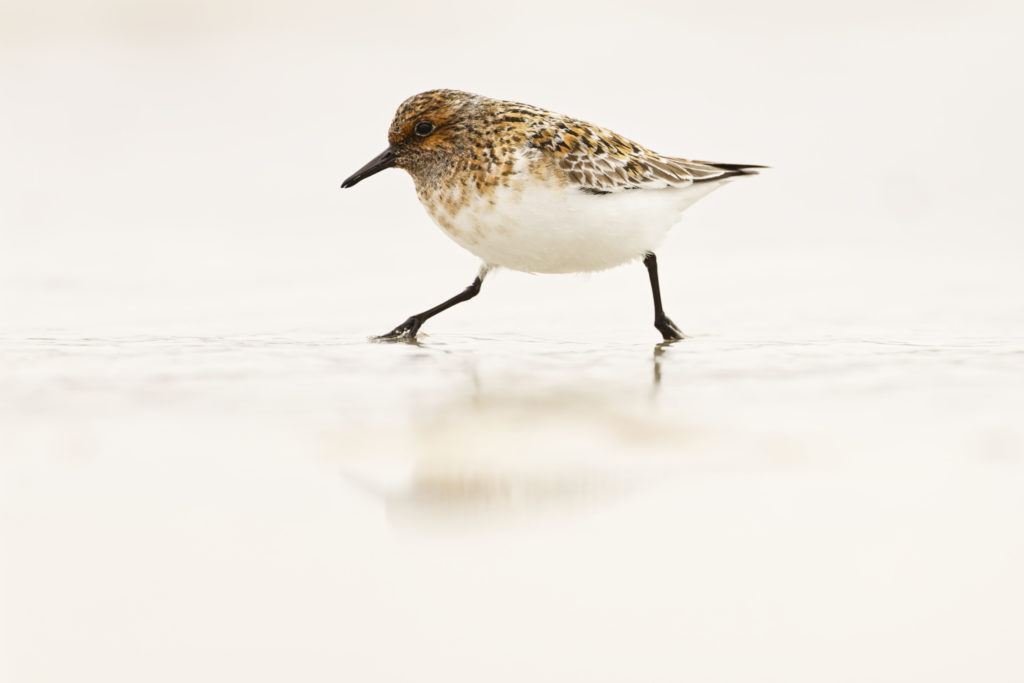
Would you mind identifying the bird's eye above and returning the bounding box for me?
[414,121,434,136]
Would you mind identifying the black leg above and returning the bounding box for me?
[643,252,684,341]
[374,266,489,341]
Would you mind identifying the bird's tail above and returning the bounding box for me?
[693,161,767,181]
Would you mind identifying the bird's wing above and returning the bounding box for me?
[526,115,762,194]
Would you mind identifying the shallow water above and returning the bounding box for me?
[3,319,1023,681]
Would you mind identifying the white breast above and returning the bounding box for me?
[422,179,726,274]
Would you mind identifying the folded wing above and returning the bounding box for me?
[526,115,763,194]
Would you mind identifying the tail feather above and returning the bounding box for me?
[692,161,767,182]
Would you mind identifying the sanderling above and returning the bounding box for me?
[341,89,762,341]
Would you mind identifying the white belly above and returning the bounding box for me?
[423,180,725,274]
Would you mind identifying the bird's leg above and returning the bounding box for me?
[642,252,685,341]
[374,265,490,341]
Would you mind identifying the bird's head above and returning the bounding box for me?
[341,89,480,189]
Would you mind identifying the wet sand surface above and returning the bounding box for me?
[3,307,1023,681]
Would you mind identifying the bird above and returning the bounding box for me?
[340,89,762,342]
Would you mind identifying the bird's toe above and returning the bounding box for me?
[656,317,686,342]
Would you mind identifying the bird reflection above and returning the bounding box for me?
[339,338,687,532]
[652,338,678,391]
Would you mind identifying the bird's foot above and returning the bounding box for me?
[371,316,423,343]
[655,316,686,342]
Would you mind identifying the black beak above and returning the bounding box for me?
[340,146,397,188]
